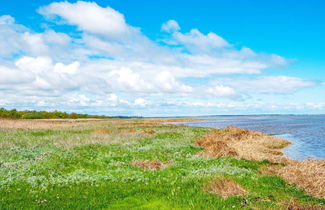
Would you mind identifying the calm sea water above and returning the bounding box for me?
[179,115,325,160]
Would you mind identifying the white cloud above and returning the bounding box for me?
[174,29,229,50]
[107,68,153,92]
[0,15,15,25]
[155,71,192,92]
[43,30,71,45]
[207,85,237,97]
[161,20,180,32]
[162,20,229,53]
[105,68,191,94]
[21,32,48,54]
[54,61,79,75]
[0,16,74,59]
[0,66,33,85]
[134,98,150,107]
[39,1,131,37]
[0,2,319,115]
[16,56,52,73]
[69,94,90,106]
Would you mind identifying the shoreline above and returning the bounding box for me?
[0,117,324,208]
[173,117,325,161]
[172,119,325,199]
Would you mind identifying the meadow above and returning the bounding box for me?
[0,118,324,209]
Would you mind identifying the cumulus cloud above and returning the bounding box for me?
[134,98,150,107]
[174,28,229,51]
[0,15,73,59]
[207,85,237,97]
[0,2,319,115]
[39,1,131,37]
[0,66,33,85]
[0,15,15,24]
[161,20,180,32]
[161,19,229,53]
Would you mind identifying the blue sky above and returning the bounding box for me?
[0,0,324,116]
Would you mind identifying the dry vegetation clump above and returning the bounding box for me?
[196,126,291,163]
[284,200,325,210]
[199,126,325,199]
[121,128,137,133]
[203,178,249,199]
[143,129,155,134]
[132,160,172,170]
[265,159,325,199]
[197,140,238,158]
[91,129,112,134]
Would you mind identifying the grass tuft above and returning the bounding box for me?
[132,160,172,170]
[203,177,249,199]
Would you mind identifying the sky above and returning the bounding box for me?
[0,0,325,116]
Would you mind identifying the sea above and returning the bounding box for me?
[177,115,325,160]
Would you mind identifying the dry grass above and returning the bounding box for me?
[143,129,155,134]
[265,159,325,199]
[91,129,112,134]
[196,126,291,163]
[132,160,172,170]
[203,178,249,199]
[0,119,90,129]
[195,126,325,199]
[120,128,137,133]
[0,118,202,130]
[284,200,325,210]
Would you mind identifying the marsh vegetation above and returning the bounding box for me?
[0,118,324,209]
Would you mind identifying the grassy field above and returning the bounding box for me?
[0,118,324,209]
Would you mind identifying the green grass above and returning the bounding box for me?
[0,121,324,209]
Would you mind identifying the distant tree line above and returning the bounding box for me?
[0,108,111,119]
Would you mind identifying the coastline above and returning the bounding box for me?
[0,118,324,209]
[173,119,325,199]
[174,115,325,160]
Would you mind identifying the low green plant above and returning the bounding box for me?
[0,120,324,209]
